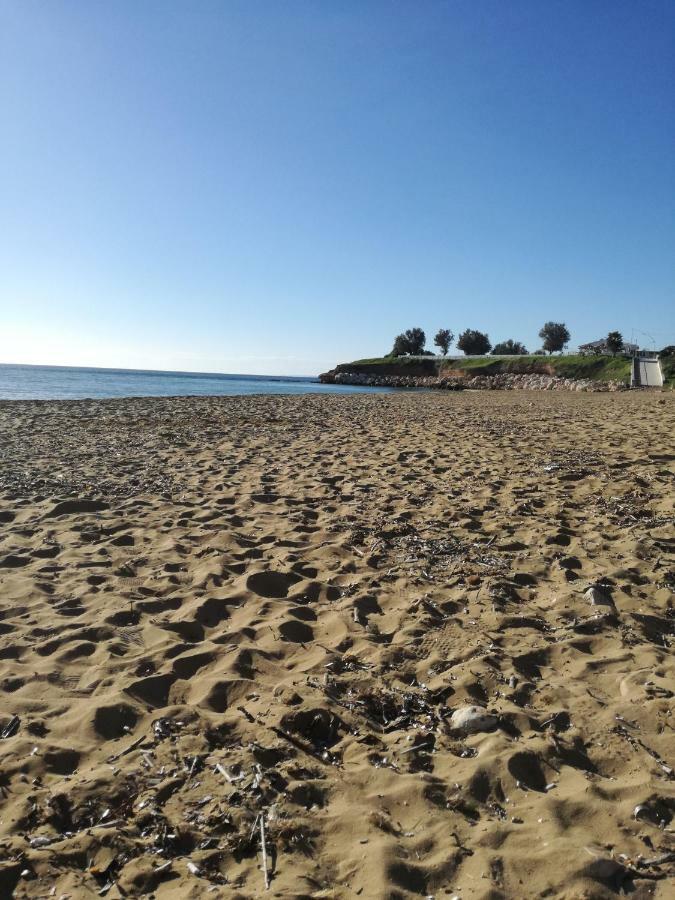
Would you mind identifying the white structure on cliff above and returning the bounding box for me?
[578,338,638,355]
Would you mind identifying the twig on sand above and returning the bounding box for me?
[107,735,146,763]
[399,740,433,755]
[215,763,245,783]
[1,715,20,739]
[260,812,270,890]
[185,755,198,785]
[250,813,260,840]
[268,725,334,765]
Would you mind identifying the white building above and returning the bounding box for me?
[578,338,638,356]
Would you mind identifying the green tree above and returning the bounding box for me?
[606,331,624,356]
[492,339,528,355]
[457,329,491,355]
[405,327,426,354]
[434,328,454,356]
[391,334,408,356]
[390,327,426,356]
[538,322,570,354]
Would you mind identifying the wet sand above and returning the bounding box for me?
[0,391,673,898]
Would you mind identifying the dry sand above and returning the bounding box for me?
[0,391,673,899]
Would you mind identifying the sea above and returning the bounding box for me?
[0,364,390,401]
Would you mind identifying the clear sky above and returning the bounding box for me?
[1,1,674,375]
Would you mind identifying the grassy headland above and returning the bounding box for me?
[340,354,636,383]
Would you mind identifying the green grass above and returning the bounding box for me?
[341,354,634,383]
[661,357,675,388]
[348,355,433,366]
[337,353,675,386]
[442,354,632,382]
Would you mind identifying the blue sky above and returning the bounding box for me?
[1,1,673,375]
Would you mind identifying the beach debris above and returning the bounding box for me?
[449,705,498,734]
[152,716,185,740]
[280,708,344,749]
[638,852,675,867]
[539,711,571,732]
[1,715,20,739]
[106,735,146,763]
[154,861,172,875]
[29,835,55,848]
[612,723,674,779]
[633,804,657,824]
[260,812,270,890]
[399,739,434,755]
[215,763,245,783]
[269,724,338,765]
[633,798,673,828]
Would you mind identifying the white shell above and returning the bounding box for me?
[449,705,498,734]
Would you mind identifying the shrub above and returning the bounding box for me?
[492,339,528,355]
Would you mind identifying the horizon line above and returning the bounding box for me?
[0,361,318,380]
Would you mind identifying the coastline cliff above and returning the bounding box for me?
[319,355,631,392]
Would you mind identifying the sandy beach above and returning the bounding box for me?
[0,391,673,898]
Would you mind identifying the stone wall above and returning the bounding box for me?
[464,373,627,392]
[322,371,464,389]
[319,370,628,392]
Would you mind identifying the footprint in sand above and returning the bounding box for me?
[246,570,302,598]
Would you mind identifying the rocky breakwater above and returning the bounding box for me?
[319,368,628,392]
[319,370,465,389]
[465,372,628,392]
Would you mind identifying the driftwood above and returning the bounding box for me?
[260,813,270,890]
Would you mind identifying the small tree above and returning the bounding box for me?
[492,339,528,355]
[434,328,454,356]
[390,327,426,356]
[405,327,426,355]
[538,321,570,354]
[391,334,409,356]
[606,331,624,356]
[457,329,491,355]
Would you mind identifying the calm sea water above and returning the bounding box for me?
[0,364,390,401]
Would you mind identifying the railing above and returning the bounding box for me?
[405,351,580,360]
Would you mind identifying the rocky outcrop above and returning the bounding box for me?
[319,369,628,392]
[319,371,464,389]
[464,373,627,392]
